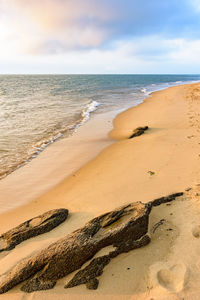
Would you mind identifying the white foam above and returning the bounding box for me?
[30,101,100,162]
[74,100,100,130]
[81,100,100,121]
[140,88,147,93]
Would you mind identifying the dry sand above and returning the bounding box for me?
[0,110,118,213]
[0,82,200,299]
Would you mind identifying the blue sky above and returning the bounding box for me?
[0,0,200,73]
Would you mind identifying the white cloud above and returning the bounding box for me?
[0,0,114,55]
[0,1,200,73]
[165,38,200,64]
[190,0,200,12]
[1,36,200,74]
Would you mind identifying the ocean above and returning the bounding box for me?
[0,74,200,179]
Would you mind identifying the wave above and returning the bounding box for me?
[31,100,100,157]
[0,100,100,180]
[32,100,100,153]
[140,88,147,94]
[77,100,100,128]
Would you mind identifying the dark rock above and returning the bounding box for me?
[0,192,183,294]
[150,193,184,207]
[129,126,148,139]
[65,256,110,289]
[0,208,68,252]
[86,278,99,290]
[185,187,192,192]
[0,202,151,294]
[65,238,152,291]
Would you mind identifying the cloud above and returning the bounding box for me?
[0,0,200,73]
[2,35,200,74]
[0,0,114,54]
[0,0,200,55]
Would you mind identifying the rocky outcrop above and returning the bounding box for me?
[150,193,183,207]
[0,208,68,252]
[65,255,111,290]
[0,193,183,294]
[129,126,148,139]
[65,235,150,290]
[65,193,184,290]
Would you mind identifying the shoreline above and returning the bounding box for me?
[1,78,199,182]
[0,82,200,299]
[0,99,101,181]
[0,80,198,214]
[0,109,119,213]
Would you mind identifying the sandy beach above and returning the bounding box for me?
[0,82,200,299]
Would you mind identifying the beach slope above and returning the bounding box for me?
[0,83,200,299]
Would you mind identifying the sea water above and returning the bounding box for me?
[0,74,200,179]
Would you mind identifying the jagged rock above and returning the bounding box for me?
[129,126,148,139]
[0,193,183,294]
[86,278,99,290]
[65,194,184,290]
[150,193,183,207]
[0,202,151,293]
[65,235,150,290]
[0,208,68,252]
[66,256,111,289]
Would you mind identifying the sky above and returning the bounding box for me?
[0,0,200,74]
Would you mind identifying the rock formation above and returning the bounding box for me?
[0,193,183,294]
[129,126,148,139]
[0,208,68,252]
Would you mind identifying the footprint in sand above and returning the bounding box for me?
[192,225,200,238]
[157,264,187,292]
